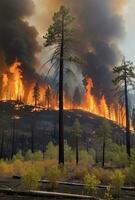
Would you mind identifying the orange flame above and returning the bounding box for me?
[1,60,24,101]
[0,60,127,128]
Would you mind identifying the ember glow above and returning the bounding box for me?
[0,60,126,127]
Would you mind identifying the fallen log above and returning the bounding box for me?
[12,176,135,192]
[0,188,101,199]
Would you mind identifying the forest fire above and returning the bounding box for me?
[0,60,126,127]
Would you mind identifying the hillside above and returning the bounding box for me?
[0,101,133,157]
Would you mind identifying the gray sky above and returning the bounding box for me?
[120,0,135,63]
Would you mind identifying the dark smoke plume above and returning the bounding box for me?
[62,0,125,102]
[0,0,40,79]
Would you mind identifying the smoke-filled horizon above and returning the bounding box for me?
[30,0,127,103]
[0,0,127,103]
[0,0,40,81]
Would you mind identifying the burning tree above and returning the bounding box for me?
[45,86,51,110]
[44,6,80,165]
[113,58,135,158]
[33,82,40,107]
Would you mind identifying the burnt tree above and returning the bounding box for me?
[113,59,135,158]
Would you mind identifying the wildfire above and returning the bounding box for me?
[0,60,127,128]
[1,60,24,101]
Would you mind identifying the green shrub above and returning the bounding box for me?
[45,165,63,189]
[44,142,58,160]
[12,150,24,161]
[125,163,135,185]
[79,150,94,164]
[24,150,33,161]
[22,165,41,190]
[64,142,75,161]
[106,144,128,167]
[111,170,125,197]
[33,151,43,161]
[84,174,100,195]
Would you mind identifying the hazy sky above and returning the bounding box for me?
[30,0,135,63]
[120,0,135,62]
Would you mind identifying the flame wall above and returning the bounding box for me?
[0,60,126,128]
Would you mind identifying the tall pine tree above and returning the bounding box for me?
[44,6,79,165]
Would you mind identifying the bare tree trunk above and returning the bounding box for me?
[124,65,131,158]
[0,130,4,159]
[31,125,34,153]
[76,136,79,165]
[11,119,15,159]
[102,137,105,167]
[59,13,64,165]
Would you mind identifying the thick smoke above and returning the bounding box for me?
[0,0,126,103]
[35,0,126,102]
[62,0,126,102]
[0,0,40,79]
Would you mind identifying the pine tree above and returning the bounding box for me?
[33,82,40,107]
[113,58,135,158]
[97,119,112,167]
[44,6,80,165]
[45,86,51,110]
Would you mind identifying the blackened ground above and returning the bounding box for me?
[0,101,134,158]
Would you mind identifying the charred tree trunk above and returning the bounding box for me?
[31,125,34,153]
[0,130,4,159]
[59,13,64,165]
[76,136,79,165]
[11,119,15,159]
[102,137,105,167]
[124,66,131,158]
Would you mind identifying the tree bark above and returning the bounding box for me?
[0,130,4,159]
[31,125,34,153]
[11,119,15,159]
[124,64,131,158]
[76,136,79,165]
[59,13,64,165]
[102,137,105,167]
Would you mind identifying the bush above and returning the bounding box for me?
[74,163,89,181]
[44,142,58,160]
[125,163,135,185]
[0,160,13,177]
[13,160,24,176]
[79,150,94,164]
[64,142,75,161]
[92,168,113,184]
[64,161,76,180]
[22,164,41,190]
[84,173,100,195]
[12,150,24,161]
[24,150,33,161]
[111,170,125,197]
[106,144,129,167]
[33,151,43,161]
[45,165,63,189]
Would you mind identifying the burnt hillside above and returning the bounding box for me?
[0,101,134,158]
